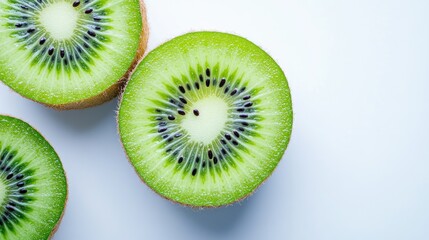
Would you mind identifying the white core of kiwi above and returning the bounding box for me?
[39,2,78,40]
[181,95,229,145]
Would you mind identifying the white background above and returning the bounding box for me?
[1,0,428,239]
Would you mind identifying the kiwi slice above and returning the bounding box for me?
[118,32,293,207]
[0,115,67,239]
[0,0,148,109]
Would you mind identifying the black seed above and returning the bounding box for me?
[244,102,253,107]
[233,131,240,138]
[224,86,229,93]
[186,83,191,90]
[167,137,173,142]
[232,140,239,146]
[240,114,249,118]
[60,49,65,58]
[88,30,96,37]
[15,23,23,28]
[221,148,227,155]
[240,87,246,93]
[159,122,167,126]
[206,68,211,77]
[202,162,206,168]
[17,182,24,187]
[243,95,251,100]
[177,103,184,108]
[238,127,245,132]
[173,150,179,156]
[5,167,10,171]
[178,157,183,164]
[95,26,101,30]
[162,135,169,139]
[242,122,249,126]
[169,99,176,104]
[178,85,185,94]
[85,8,93,14]
[16,174,23,180]
[158,128,167,133]
[155,116,163,120]
[84,35,90,41]
[213,157,218,164]
[195,157,200,163]
[199,74,203,82]
[193,109,199,116]
[179,96,187,104]
[73,1,80,7]
[6,173,13,180]
[37,37,46,45]
[219,78,226,87]
[206,79,210,87]
[174,133,182,138]
[64,59,68,65]
[208,150,213,159]
[168,115,175,121]
[27,28,35,33]
[94,17,101,21]
[221,139,227,145]
[155,109,161,113]
[225,134,232,140]
[230,89,238,96]
[19,189,27,194]
[6,206,14,212]
[194,82,200,89]
[237,108,245,112]
[178,109,185,115]
[21,5,28,10]
[192,169,197,176]
[8,202,15,207]
[166,148,172,153]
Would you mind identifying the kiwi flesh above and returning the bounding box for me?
[118,32,293,207]
[0,0,148,109]
[0,115,67,239]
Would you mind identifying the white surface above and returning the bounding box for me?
[1,0,429,239]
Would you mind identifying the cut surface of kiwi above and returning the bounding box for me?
[0,0,148,109]
[0,115,67,239]
[119,32,293,207]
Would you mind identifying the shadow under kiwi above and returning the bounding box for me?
[37,98,118,131]
[168,190,262,237]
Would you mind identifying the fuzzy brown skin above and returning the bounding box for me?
[44,0,149,110]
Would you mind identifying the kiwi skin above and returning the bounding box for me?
[1,115,68,238]
[116,32,293,208]
[24,0,150,110]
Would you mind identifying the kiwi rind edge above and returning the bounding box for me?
[32,0,149,110]
[0,114,68,239]
[116,32,293,208]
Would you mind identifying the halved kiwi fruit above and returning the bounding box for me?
[0,0,148,109]
[118,32,293,207]
[0,115,67,239]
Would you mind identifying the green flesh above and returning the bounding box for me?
[0,116,67,239]
[119,32,293,207]
[0,0,142,105]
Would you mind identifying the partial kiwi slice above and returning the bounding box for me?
[119,32,293,207]
[0,115,67,239]
[0,0,148,109]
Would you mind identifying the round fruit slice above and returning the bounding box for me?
[119,32,293,207]
[0,115,67,239]
[0,0,148,109]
